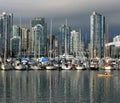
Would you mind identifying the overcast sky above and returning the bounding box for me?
[1,0,120,42]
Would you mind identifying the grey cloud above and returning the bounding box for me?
[1,0,120,17]
[1,0,120,38]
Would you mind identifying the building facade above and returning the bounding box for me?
[107,34,120,58]
[21,28,29,54]
[29,17,47,57]
[12,25,20,37]
[70,30,79,55]
[10,36,21,57]
[59,24,71,55]
[0,12,13,57]
[32,24,44,57]
[90,11,105,58]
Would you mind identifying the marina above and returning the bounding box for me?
[1,56,120,70]
[0,3,120,103]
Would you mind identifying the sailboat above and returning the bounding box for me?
[75,29,87,70]
[46,19,56,70]
[1,20,13,70]
[61,19,72,70]
[13,17,28,70]
[104,24,115,70]
[89,32,99,70]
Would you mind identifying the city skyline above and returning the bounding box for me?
[1,0,120,42]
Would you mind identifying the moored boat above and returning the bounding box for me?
[46,61,56,70]
[1,62,13,70]
[61,63,71,70]
[103,58,117,70]
[13,60,26,70]
[89,58,99,70]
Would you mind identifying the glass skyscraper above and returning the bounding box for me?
[90,11,106,58]
[29,17,47,57]
[32,24,44,57]
[12,25,20,37]
[0,12,13,57]
[59,24,71,55]
[70,30,79,55]
[10,36,21,57]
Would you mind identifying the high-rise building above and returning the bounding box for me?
[29,17,47,57]
[90,11,106,58]
[70,30,79,55]
[0,12,13,57]
[21,28,29,55]
[32,24,45,57]
[10,36,21,57]
[47,35,56,57]
[59,24,71,55]
[12,25,20,37]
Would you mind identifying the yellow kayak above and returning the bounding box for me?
[97,74,113,77]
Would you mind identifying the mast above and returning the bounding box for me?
[65,18,68,56]
[38,25,40,58]
[79,28,83,57]
[19,16,21,57]
[50,19,52,59]
[93,33,95,58]
[75,31,77,57]
[79,29,81,57]
[105,24,109,58]
[4,19,7,64]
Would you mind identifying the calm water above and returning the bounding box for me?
[0,70,120,103]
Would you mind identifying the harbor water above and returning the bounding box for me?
[0,70,120,103]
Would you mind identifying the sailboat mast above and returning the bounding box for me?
[76,33,77,57]
[50,19,52,59]
[79,28,82,57]
[105,24,109,58]
[19,16,21,57]
[4,20,7,63]
[65,19,68,56]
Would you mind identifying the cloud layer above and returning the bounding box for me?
[1,0,120,39]
[1,0,120,17]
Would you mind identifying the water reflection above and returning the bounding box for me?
[0,70,120,103]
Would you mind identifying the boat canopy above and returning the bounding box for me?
[41,57,49,62]
[21,57,29,63]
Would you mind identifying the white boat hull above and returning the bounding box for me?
[14,64,26,70]
[76,66,85,70]
[1,63,13,70]
[104,66,113,70]
[46,66,55,70]
[61,65,71,70]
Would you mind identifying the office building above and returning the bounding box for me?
[20,28,29,56]
[12,25,20,37]
[29,17,47,57]
[70,30,79,55]
[59,24,71,55]
[10,36,21,57]
[90,11,105,58]
[0,12,13,57]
